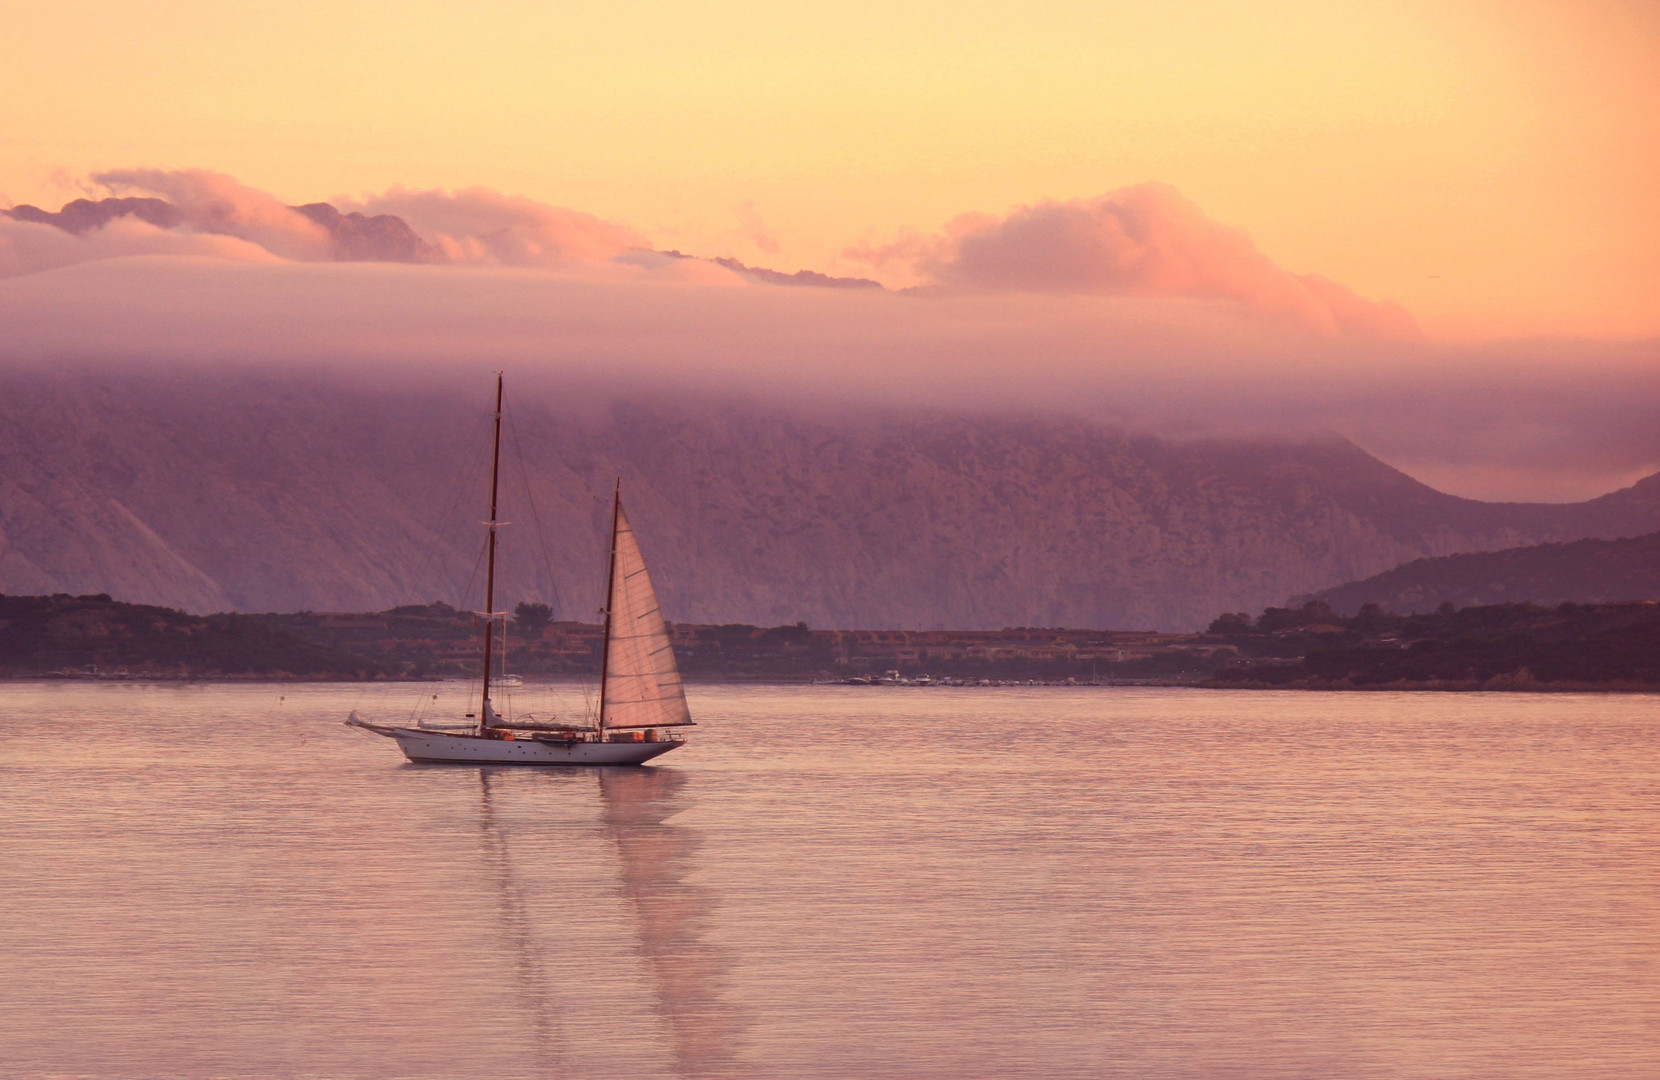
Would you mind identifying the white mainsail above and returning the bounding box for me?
[602,500,694,730]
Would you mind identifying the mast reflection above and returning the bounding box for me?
[478,767,568,1076]
[598,767,751,1079]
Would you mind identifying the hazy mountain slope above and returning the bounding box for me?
[1313,532,1660,614]
[2,369,1657,630]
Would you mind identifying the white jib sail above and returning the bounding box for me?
[602,501,694,730]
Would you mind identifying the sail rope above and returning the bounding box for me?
[404,409,495,609]
[502,395,565,622]
[458,531,490,618]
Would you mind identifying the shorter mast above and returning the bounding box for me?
[477,372,505,734]
[596,478,622,737]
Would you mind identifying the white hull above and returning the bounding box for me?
[389,727,683,766]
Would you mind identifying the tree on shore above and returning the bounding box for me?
[514,602,553,635]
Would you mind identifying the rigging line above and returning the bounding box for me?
[406,409,495,608]
[409,684,440,723]
[502,395,565,622]
[442,418,499,607]
[459,530,490,619]
[404,412,482,601]
[578,673,599,727]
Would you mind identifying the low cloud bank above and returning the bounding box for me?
[95,169,650,269]
[0,214,284,277]
[1,168,664,278]
[94,168,334,260]
[0,255,1653,502]
[849,184,1419,339]
[5,170,1416,338]
[340,187,641,267]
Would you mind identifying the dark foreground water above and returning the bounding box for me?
[1,681,1656,1079]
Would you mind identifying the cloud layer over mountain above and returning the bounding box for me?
[2,168,1656,502]
[339,186,642,267]
[5,169,1418,332]
[93,169,335,260]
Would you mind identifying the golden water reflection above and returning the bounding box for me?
[600,768,751,1079]
[2,682,1657,1079]
[477,765,749,1078]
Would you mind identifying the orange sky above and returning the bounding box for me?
[3,0,1657,339]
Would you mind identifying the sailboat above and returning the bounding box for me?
[347,374,693,765]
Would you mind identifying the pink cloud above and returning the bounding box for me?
[15,170,1413,342]
[4,170,750,287]
[342,186,644,268]
[92,168,332,260]
[851,184,1418,339]
[0,215,284,278]
[734,201,782,256]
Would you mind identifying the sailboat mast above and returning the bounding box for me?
[478,372,505,733]
[596,478,621,736]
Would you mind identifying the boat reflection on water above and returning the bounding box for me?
[476,766,749,1078]
[476,768,570,1076]
[598,767,752,1080]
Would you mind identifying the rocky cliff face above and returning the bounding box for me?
[3,369,1657,629]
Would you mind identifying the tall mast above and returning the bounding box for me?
[478,372,505,734]
[596,477,621,736]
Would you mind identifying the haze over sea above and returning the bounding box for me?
[1,681,1655,1079]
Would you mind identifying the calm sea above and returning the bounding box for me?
[1,681,1656,1079]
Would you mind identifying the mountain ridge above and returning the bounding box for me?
[1,369,1656,630]
[1313,531,1660,614]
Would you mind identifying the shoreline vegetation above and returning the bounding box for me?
[1200,598,1660,691]
[1,593,1655,691]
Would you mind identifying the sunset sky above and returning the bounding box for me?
[6,0,1657,336]
[2,0,1657,499]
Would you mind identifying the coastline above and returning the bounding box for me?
[4,671,1652,692]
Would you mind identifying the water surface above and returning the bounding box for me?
[1,682,1656,1078]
